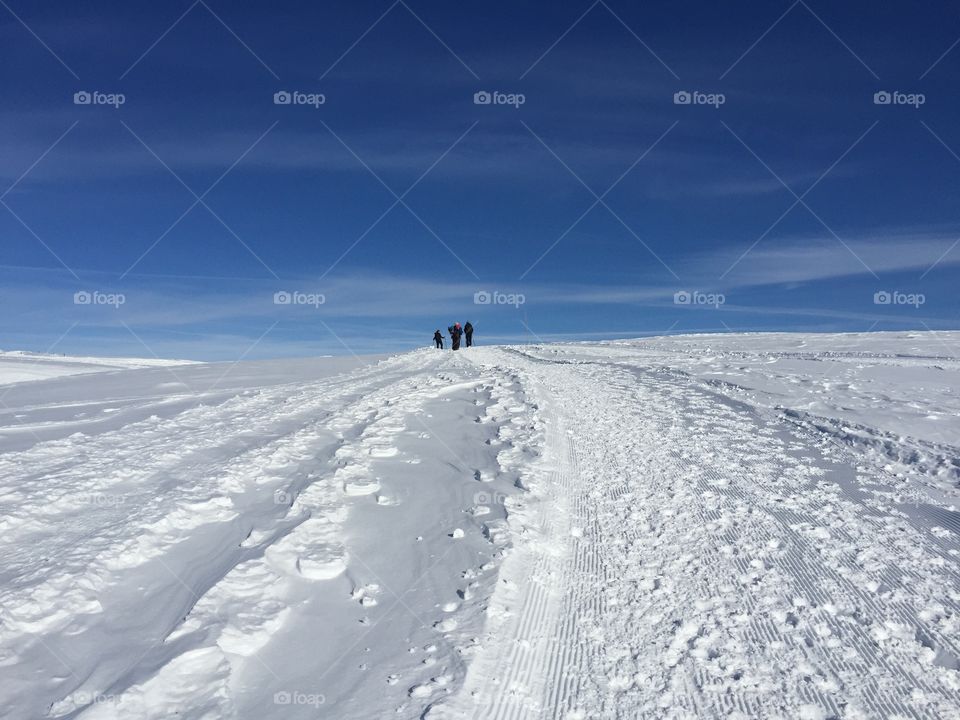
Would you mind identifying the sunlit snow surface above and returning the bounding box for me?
[0,332,957,719]
[0,350,196,385]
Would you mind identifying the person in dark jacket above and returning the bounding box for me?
[463,321,473,347]
[449,323,462,350]
[433,330,444,349]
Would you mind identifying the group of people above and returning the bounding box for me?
[433,322,473,350]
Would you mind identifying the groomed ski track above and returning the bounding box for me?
[435,345,960,720]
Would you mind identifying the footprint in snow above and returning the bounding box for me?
[343,479,381,496]
[352,583,381,607]
[409,674,453,698]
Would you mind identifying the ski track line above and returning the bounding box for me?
[429,366,584,720]
[435,354,622,720]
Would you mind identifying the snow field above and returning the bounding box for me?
[0,333,957,719]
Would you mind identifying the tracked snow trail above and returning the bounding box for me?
[435,346,960,720]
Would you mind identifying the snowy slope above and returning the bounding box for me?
[0,350,194,386]
[0,333,958,720]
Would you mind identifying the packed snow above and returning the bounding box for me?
[0,332,958,719]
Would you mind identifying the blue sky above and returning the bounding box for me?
[1,0,959,359]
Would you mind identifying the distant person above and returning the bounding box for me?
[464,321,474,347]
[450,323,462,351]
[433,330,444,349]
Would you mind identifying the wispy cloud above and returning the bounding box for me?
[5,226,955,335]
[713,230,960,287]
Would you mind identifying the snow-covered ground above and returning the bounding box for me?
[1,332,958,719]
[0,350,194,386]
